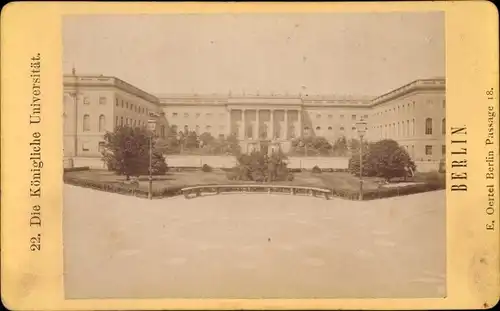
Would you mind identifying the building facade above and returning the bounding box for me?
[63,74,445,164]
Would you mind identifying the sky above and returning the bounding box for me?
[62,12,444,97]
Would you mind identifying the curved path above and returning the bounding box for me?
[64,185,446,299]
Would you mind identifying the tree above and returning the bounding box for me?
[348,139,415,182]
[290,136,332,156]
[332,136,348,156]
[199,132,214,147]
[184,131,199,149]
[229,150,291,182]
[225,133,241,155]
[102,126,167,180]
[156,126,180,154]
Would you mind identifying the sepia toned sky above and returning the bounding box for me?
[62,12,444,97]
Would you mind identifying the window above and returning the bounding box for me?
[406,120,410,137]
[99,115,106,132]
[206,113,212,118]
[120,117,124,126]
[126,102,129,109]
[184,113,189,118]
[425,145,433,155]
[172,112,178,117]
[196,113,201,118]
[328,114,333,118]
[352,114,356,120]
[412,119,415,136]
[83,114,90,131]
[340,126,345,131]
[83,97,90,105]
[363,114,368,119]
[425,118,433,135]
[328,126,333,130]
[352,126,356,131]
[98,142,105,153]
[131,104,134,111]
[115,116,118,127]
[206,125,212,131]
[82,142,90,151]
[316,114,321,119]
[316,126,321,130]
[133,120,136,127]
[442,118,446,135]
[340,115,344,119]
[99,97,106,105]
[412,101,415,110]
[443,99,446,108]
[121,100,124,108]
[442,145,446,155]
[115,98,118,106]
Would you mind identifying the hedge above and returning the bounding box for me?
[329,181,445,201]
[63,175,184,199]
[64,166,90,173]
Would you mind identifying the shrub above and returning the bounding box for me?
[229,150,292,182]
[202,164,213,172]
[312,165,322,174]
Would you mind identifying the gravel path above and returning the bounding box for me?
[63,185,446,299]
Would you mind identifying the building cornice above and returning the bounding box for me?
[63,75,160,104]
[369,78,445,107]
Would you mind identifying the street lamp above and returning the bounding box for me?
[356,117,368,200]
[147,113,159,200]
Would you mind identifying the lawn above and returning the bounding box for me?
[64,169,383,192]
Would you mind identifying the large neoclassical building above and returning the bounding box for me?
[63,73,445,164]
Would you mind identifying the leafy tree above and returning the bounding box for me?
[225,132,241,155]
[185,131,199,149]
[102,126,167,180]
[199,132,214,147]
[348,139,415,181]
[229,150,291,182]
[332,136,348,156]
[155,127,180,154]
[290,136,332,156]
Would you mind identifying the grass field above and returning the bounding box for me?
[64,169,385,192]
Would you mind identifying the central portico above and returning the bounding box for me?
[226,96,303,153]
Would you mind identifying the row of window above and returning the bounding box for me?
[115,98,151,116]
[172,112,226,119]
[374,117,445,139]
[373,99,445,118]
[311,113,369,120]
[82,97,107,105]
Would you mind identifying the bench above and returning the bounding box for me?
[181,184,331,200]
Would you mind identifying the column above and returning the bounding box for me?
[298,109,302,137]
[254,109,260,140]
[227,108,232,136]
[270,109,275,140]
[284,109,288,140]
[241,109,246,140]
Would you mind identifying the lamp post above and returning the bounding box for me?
[356,117,368,200]
[147,113,159,200]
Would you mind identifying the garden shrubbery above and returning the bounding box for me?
[312,165,322,174]
[202,164,213,172]
[227,150,293,182]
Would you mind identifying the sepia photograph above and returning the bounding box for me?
[61,12,446,299]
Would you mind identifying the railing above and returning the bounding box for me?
[181,184,332,200]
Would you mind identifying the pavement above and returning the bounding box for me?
[63,185,446,299]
